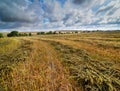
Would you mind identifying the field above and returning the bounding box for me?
[0,31,120,91]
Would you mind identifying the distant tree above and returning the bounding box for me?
[53,31,56,34]
[0,33,4,38]
[37,32,40,35]
[96,30,99,32]
[46,31,53,34]
[37,32,45,35]
[75,31,78,33]
[24,33,28,36]
[18,33,29,36]
[29,33,32,36]
[59,31,63,34]
[19,33,22,36]
[96,30,101,32]
[7,31,19,37]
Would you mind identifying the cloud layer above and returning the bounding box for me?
[0,0,120,31]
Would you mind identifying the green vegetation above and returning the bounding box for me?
[0,33,4,38]
[29,33,32,36]
[46,31,53,34]
[37,32,45,35]
[7,31,19,37]
[7,31,32,37]
[19,33,29,36]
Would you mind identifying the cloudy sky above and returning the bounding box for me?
[0,0,120,31]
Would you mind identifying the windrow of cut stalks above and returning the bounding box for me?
[50,41,120,91]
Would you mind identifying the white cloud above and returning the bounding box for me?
[0,0,120,31]
[96,0,120,24]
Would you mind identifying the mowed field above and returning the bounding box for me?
[0,31,120,91]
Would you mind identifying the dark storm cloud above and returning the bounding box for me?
[0,0,35,22]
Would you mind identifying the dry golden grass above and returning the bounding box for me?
[39,31,120,91]
[0,31,120,91]
[0,38,21,54]
[40,32,120,62]
[8,38,78,91]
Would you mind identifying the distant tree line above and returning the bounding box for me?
[7,31,32,37]
[37,31,60,35]
[0,30,119,38]
[37,31,56,35]
[0,31,32,38]
[37,32,45,35]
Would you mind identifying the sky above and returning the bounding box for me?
[0,0,120,32]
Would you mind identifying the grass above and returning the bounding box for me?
[40,31,120,91]
[46,40,120,91]
[0,38,76,91]
[40,31,120,62]
[0,31,120,91]
[0,38,33,91]
[0,38,21,54]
